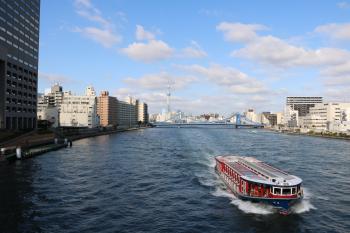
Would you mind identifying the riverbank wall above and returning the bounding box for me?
[266,127,350,141]
[0,127,149,163]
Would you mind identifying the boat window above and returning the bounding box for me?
[283,188,291,195]
[274,188,281,195]
[291,187,296,194]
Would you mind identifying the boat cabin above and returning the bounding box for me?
[215,156,303,199]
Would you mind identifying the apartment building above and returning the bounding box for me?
[97,91,118,127]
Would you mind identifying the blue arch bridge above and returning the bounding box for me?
[153,113,264,128]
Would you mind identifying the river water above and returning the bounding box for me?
[0,128,349,233]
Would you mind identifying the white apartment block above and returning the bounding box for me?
[59,86,99,128]
[37,101,59,127]
[303,102,350,132]
[283,106,299,127]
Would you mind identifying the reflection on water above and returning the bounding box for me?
[0,128,349,233]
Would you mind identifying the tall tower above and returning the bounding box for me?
[166,83,171,113]
[0,0,41,130]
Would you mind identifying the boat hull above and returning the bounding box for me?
[215,167,302,215]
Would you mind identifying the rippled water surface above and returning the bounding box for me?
[1,128,349,233]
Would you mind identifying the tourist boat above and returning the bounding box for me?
[215,155,303,215]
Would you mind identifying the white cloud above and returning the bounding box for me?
[136,25,155,41]
[232,36,305,66]
[321,61,350,78]
[324,87,350,101]
[216,22,267,43]
[232,35,350,67]
[181,47,206,58]
[177,64,268,94]
[114,90,244,115]
[323,76,350,86]
[116,11,128,23]
[121,40,173,62]
[75,0,92,8]
[337,2,350,9]
[74,27,122,48]
[216,22,350,70]
[315,23,350,41]
[321,61,350,87]
[180,41,207,58]
[39,72,73,84]
[229,84,267,94]
[73,0,122,47]
[123,72,197,90]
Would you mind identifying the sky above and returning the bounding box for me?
[38,0,350,115]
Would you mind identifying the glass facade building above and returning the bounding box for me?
[0,0,40,130]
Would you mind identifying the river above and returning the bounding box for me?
[0,128,349,233]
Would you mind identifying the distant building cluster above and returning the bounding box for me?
[244,97,350,134]
[37,84,149,129]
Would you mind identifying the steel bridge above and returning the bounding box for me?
[154,113,264,128]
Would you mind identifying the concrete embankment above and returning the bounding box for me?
[0,127,149,163]
[266,128,350,141]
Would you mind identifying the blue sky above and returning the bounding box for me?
[38,0,350,115]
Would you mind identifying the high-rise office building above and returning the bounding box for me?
[0,0,40,130]
[286,97,323,117]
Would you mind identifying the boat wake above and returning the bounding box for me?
[290,188,316,214]
[196,158,316,215]
[212,187,276,215]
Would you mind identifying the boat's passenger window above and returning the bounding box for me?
[274,188,281,195]
[291,187,296,194]
[283,188,291,195]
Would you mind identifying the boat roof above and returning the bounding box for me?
[216,155,302,186]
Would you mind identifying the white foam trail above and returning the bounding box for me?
[290,188,316,214]
[230,199,275,215]
[211,187,275,215]
[207,158,216,168]
[291,200,316,214]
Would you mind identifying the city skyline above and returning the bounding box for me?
[39,0,350,114]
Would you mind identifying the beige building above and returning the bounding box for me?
[97,91,118,127]
[137,102,149,124]
[60,86,99,128]
[303,102,350,132]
